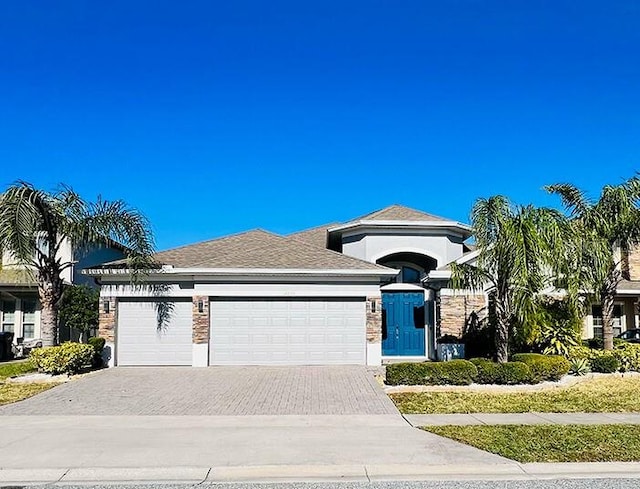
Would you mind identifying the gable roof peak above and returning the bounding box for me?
[355,204,452,222]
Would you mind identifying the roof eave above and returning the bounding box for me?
[84,267,399,278]
[328,220,472,237]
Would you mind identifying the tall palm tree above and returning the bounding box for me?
[0,181,156,346]
[451,196,570,362]
[547,177,640,350]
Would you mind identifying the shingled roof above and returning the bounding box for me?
[288,223,338,248]
[123,229,391,271]
[353,204,451,222]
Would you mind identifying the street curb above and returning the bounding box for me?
[3,463,640,484]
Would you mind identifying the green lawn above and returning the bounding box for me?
[0,359,53,405]
[0,383,53,406]
[391,376,640,414]
[0,359,37,381]
[425,424,640,462]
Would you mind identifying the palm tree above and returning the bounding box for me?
[546,177,640,350]
[0,181,156,346]
[450,196,570,363]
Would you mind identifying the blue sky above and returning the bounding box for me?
[1,1,639,250]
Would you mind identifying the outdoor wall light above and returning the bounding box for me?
[371,299,377,313]
[197,300,204,313]
[103,300,110,314]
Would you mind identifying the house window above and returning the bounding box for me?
[592,304,623,338]
[401,266,422,284]
[1,300,16,333]
[22,300,36,339]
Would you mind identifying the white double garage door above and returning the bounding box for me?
[117,298,366,366]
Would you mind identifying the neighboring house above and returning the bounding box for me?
[87,205,479,367]
[0,241,125,343]
[425,243,640,342]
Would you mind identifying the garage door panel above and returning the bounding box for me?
[117,301,192,366]
[210,299,366,365]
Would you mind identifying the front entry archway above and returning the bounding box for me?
[382,292,425,356]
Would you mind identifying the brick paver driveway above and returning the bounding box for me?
[0,366,398,416]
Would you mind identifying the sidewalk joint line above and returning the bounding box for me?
[363,464,370,482]
[197,467,212,485]
[56,468,70,483]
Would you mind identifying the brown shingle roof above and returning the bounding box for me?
[354,204,451,222]
[288,223,338,248]
[129,229,390,271]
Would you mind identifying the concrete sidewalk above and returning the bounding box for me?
[3,462,640,484]
[0,415,510,469]
[404,412,640,426]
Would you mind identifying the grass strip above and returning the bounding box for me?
[391,376,640,413]
[425,424,640,462]
[0,383,53,406]
[0,360,37,381]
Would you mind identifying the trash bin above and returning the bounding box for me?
[0,332,14,361]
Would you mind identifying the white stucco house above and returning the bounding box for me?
[88,205,482,367]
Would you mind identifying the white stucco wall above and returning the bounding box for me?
[341,231,466,268]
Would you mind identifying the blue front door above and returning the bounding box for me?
[382,292,426,356]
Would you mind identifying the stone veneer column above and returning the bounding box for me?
[192,296,210,366]
[438,293,487,338]
[366,296,382,365]
[627,245,640,281]
[98,297,116,367]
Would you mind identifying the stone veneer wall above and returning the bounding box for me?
[192,296,210,344]
[366,296,382,343]
[98,297,117,342]
[626,245,640,281]
[438,293,487,338]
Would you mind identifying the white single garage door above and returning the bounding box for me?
[117,301,192,366]
[209,298,366,365]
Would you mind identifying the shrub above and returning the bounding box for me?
[612,343,640,372]
[87,337,106,368]
[569,358,591,376]
[30,342,94,375]
[470,358,531,385]
[386,360,478,386]
[511,353,570,382]
[88,337,105,353]
[590,354,619,373]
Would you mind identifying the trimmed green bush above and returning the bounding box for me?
[470,358,531,385]
[30,342,94,375]
[87,337,106,368]
[88,337,105,353]
[590,354,619,373]
[511,353,570,382]
[386,360,478,386]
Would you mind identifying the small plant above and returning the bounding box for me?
[569,358,591,376]
[590,354,619,373]
[30,342,94,375]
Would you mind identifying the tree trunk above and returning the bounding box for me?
[601,270,620,351]
[38,272,64,347]
[495,315,509,363]
[39,298,58,347]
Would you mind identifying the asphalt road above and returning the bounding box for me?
[36,481,640,489]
